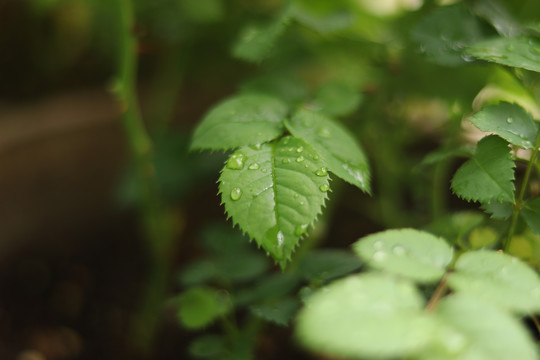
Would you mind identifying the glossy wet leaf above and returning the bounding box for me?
[451,135,515,204]
[311,82,362,117]
[190,94,288,151]
[177,287,232,329]
[353,229,453,283]
[219,136,329,266]
[296,273,434,359]
[411,4,484,66]
[447,250,540,314]
[285,109,370,193]
[419,294,537,360]
[522,198,540,234]
[299,249,363,283]
[469,102,538,149]
[466,36,540,73]
[250,298,300,326]
[232,5,292,62]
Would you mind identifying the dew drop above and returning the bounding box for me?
[506,117,513,124]
[283,137,290,145]
[392,245,407,256]
[249,143,262,150]
[315,167,328,177]
[248,163,260,170]
[296,146,304,153]
[373,240,384,250]
[313,155,319,160]
[299,201,305,205]
[319,184,329,192]
[230,188,242,200]
[294,193,299,199]
[296,224,309,236]
[282,158,291,164]
[296,156,305,162]
[372,251,387,262]
[262,168,268,173]
[226,153,247,170]
[522,140,533,148]
[304,164,309,168]
[317,127,331,138]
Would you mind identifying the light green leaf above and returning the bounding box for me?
[451,135,515,203]
[522,197,540,234]
[411,4,484,66]
[250,298,300,326]
[285,109,370,192]
[232,5,292,62]
[296,273,435,359]
[299,249,363,283]
[466,36,540,73]
[177,287,232,329]
[468,226,499,249]
[447,250,540,314]
[219,136,330,265]
[190,94,288,151]
[424,211,485,245]
[353,229,453,283]
[419,294,537,360]
[469,102,538,149]
[311,82,362,117]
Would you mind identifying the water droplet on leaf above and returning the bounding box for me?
[373,240,383,250]
[315,167,328,176]
[282,158,290,164]
[262,168,268,173]
[248,163,260,170]
[317,127,331,138]
[226,153,247,170]
[296,224,308,236]
[372,251,387,262]
[296,156,305,162]
[319,184,329,192]
[506,117,513,124]
[230,188,242,200]
[392,245,407,256]
[296,146,304,153]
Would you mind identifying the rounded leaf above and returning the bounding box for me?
[177,287,232,329]
[296,273,434,359]
[353,229,453,283]
[448,250,540,314]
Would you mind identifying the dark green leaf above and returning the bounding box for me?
[177,287,232,329]
[419,294,537,360]
[470,0,523,37]
[219,136,330,265]
[296,273,435,359]
[424,211,485,245]
[481,201,513,219]
[451,135,515,203]
[285,109,370,192]
[190,94,288,151]
[469,102,538,149]
[522,197,540,234]
[235,272,302,306]
[353,229,453,283]
[250,298,300,326]
[292,5,354,34]
[189,335,226,358]
[311,82,362,117]
[299,249,363,283]
[447,250,540,314]
[466,36,540,73]
[411,4,484,66]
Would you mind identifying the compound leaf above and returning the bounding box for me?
[190,94,288,151]
[296,273,435,359]
[353,229,453,283]
[466,36,540,73]
[285,109,370,192]
[447,250,540,314]
[469,102,538,149]
[219,136,330,266]
[232,5,292,62]
[522,197,540,234]
[419,294,537,360]
[451,135,515,204]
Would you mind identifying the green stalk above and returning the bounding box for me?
[504,143,539,252]
[114,0,174,354]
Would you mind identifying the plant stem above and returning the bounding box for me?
[425,272,449,312]
[504,145,539,251]
[114,0,174,354]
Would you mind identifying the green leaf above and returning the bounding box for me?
[411,4,484,66]
[419,294,537,360]
[299,249,363,283]
[466,36,540,73]
[447,250,540,314]
[190,94,288,151]
[451,135,515,203]
[235,272,302,306]
[232,5,292,62]
[285,109,370,192]
[177,287,232,329]
[424,211,485,245]
[219,136,330,265]
[468,226,499,249]
[311,81,362,117]
[189,335,226,358]
[470,0,523,37]
[291,5,354,35]
[296,273,435,359]
[240,73,309,106]
[469,102,538,149]
[353,229,453,283]
[522,197,540,234]
[180,0,223,24]
[250,298,300,326]
[481,200,513,219]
